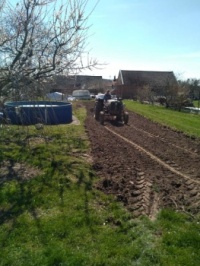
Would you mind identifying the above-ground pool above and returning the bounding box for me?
[4,101,72,125]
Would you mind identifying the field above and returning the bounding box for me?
[0,101,200,265]
[124,100,200,138]
[84,101,200,217]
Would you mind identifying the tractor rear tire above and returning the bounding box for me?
[94,100,103,120]
[124,112,129,125]
[94,108,100,120]
[99,111,104,125]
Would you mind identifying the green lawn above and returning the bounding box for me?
[124,100,200,138]
[193,100,200,108]
[0,102,199,265]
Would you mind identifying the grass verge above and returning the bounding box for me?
[124,100,200,138]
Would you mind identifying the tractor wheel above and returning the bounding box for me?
[124,112,129,124]
[94,108,100,120]
[116,115,121,122]
[94,105,102,120]
[94,100,103,120]
[99,111,104,125]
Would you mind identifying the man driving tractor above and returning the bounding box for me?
[104,90,111,102]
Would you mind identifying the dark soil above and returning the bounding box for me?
[84,101,200,218]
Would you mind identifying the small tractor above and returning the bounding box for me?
[94,96,129,125]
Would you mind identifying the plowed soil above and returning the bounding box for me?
[84,101,200,218]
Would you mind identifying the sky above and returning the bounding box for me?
[82,0,200,80]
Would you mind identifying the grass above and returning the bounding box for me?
[0,101,200,265]
[124,100,200,138]
[193,100,200,108]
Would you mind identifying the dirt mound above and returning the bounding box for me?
[84,101,200,218]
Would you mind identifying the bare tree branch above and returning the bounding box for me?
[0,0,99,99]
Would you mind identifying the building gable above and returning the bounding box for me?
[118,70,177,88]
[114,70,177,99]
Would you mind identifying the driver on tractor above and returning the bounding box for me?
[104,90,111,102]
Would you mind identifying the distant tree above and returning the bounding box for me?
[179,78,200,103]
[165,83,192,111]
[137,85,155,104]
[177,78,200,110]
[0,0,98,100]
[86,80,102,93]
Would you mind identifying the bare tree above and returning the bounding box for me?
[178,78,200,109]
[0,0,98,99]
[136,85,155,104]
[0,0,5,11]
[184,79,200,100]
[164,83,192,111]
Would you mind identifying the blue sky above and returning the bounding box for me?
[9,0,200,80]
[83,0,200,80]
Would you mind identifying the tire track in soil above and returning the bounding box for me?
[105,126,200,185]
[109,122,200,180]
[84,102,200,217]
[129,124,198,157]
[127,111,200,155]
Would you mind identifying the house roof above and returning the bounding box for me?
[119,70,177,87]
[75,75,102,86]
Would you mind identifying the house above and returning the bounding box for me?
[112,70,177,99]
[75,75,102,89]
[44,75,105,95]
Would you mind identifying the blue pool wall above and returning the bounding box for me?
[4,101,72,125]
